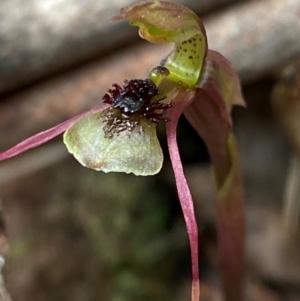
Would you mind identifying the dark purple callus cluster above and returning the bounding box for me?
[102,79,174,123]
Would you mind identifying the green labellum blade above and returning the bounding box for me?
[63,110,163,176]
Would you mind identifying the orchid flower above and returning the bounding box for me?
[0,1,246,301]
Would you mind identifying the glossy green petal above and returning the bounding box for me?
[63,110,163,176]
[114,1,207,88]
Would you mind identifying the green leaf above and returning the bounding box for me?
[63,110,163,176]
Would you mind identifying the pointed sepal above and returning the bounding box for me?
[0,104,110,161]
[184,50,246,301]
[198,50,245,127]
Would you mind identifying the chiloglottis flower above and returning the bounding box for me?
[64,76,175,176]
[0,2,246,301]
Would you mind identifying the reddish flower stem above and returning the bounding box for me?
[166,94,200,301]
